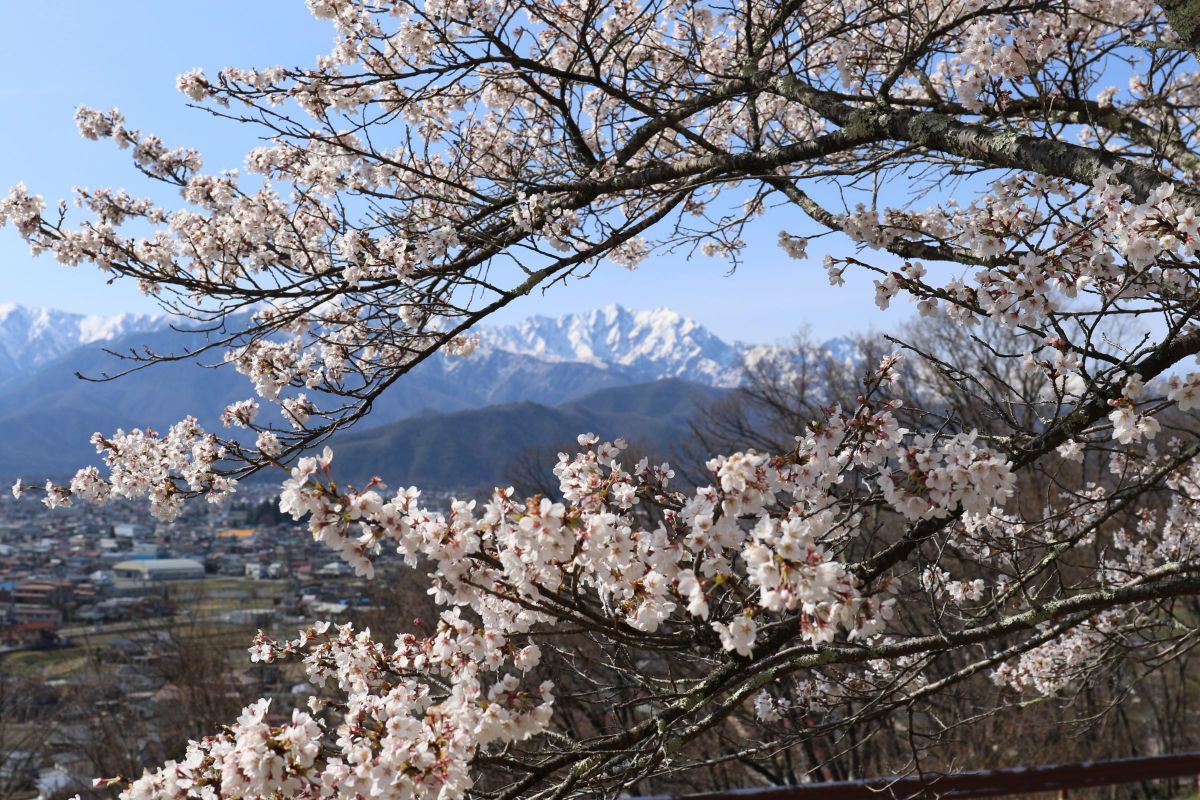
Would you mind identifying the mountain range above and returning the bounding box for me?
[0,303,852,486]
[479,304,745,385]
[0,304,163,388]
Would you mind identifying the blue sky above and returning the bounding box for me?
[0,2,907,344]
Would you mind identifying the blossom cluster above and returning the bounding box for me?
[79,418,231,519]
[267,358,1012,664]
[991,610,1125,696]
[123,617,554,800]
[115,407,1000,800]
[879,431,1015,521]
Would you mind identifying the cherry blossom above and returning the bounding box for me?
[6,0,1200,794]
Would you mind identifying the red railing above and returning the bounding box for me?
[648,753,1200,800]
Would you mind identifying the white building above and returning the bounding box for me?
[112,558,205,582]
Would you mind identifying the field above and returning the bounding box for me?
[0,577,290,678]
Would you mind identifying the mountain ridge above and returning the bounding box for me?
[0,304,165,386]
[481,304,745,385]
[326,378,726,490]
[0,303,856,482]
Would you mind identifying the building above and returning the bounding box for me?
[1,604,63,646]
[113,523,149,539]
[112,559,205,582]
[129,543,168,560]
[217,528,257,539]
[13,580,73,606]
[11,604,63,626]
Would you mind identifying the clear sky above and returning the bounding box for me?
[0,2,908,344]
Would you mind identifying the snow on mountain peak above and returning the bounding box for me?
[0,304,165,377]
[76,312,162,344]
[0,302,855,395]
[482,304,745,385]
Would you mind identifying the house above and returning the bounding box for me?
[11,604,63,626]
[13,580,73,606]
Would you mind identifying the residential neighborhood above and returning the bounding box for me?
[0,487,446,799]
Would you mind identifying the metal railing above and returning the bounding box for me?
[640,753,1200,800]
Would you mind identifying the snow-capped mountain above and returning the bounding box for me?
[480,304,746,386]
[0,304,164,381]
[0,299,864,393]
[821,335,859,365]
[0,302,856,394]
[0,302,867,478]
